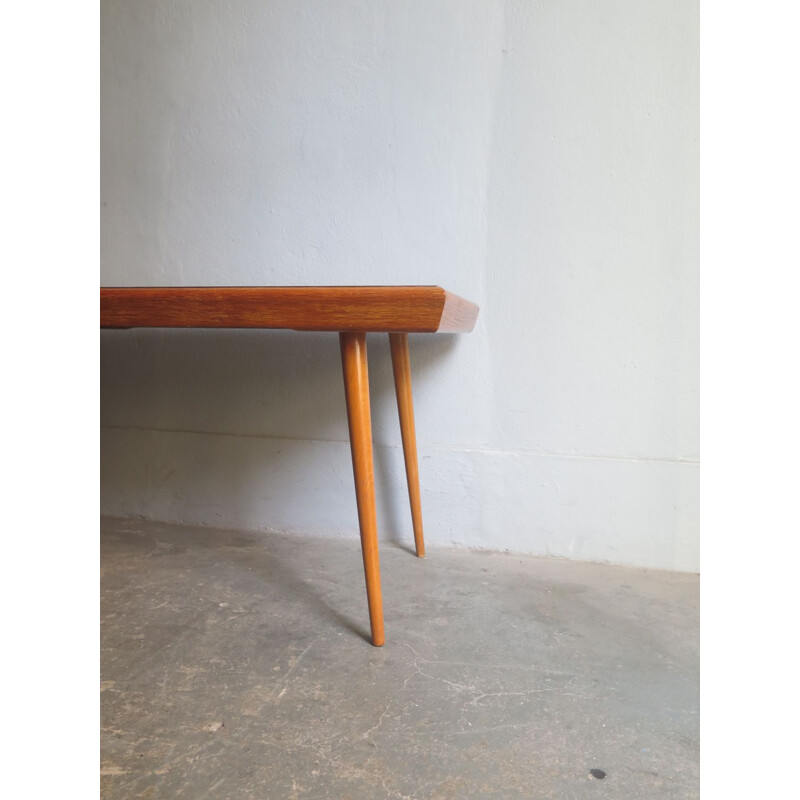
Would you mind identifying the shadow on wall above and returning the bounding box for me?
[100,328,461,548]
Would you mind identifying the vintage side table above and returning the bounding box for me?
[101,286,479,646]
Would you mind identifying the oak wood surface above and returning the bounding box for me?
[389,333,425,558]
[339,332,385,646]
[100,286,478,333]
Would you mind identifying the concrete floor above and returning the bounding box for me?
[101,518,699,799]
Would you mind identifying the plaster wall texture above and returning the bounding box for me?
[101,0,699,570]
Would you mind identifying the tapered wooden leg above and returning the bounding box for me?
[339,332,385,646]
[388,333,425,558]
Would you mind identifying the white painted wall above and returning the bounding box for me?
[101,0,699,570]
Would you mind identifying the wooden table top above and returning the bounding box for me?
[100,286,479,333]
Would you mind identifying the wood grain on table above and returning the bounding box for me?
[100,286,478,333]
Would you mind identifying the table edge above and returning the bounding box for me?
[100,286,479,333]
